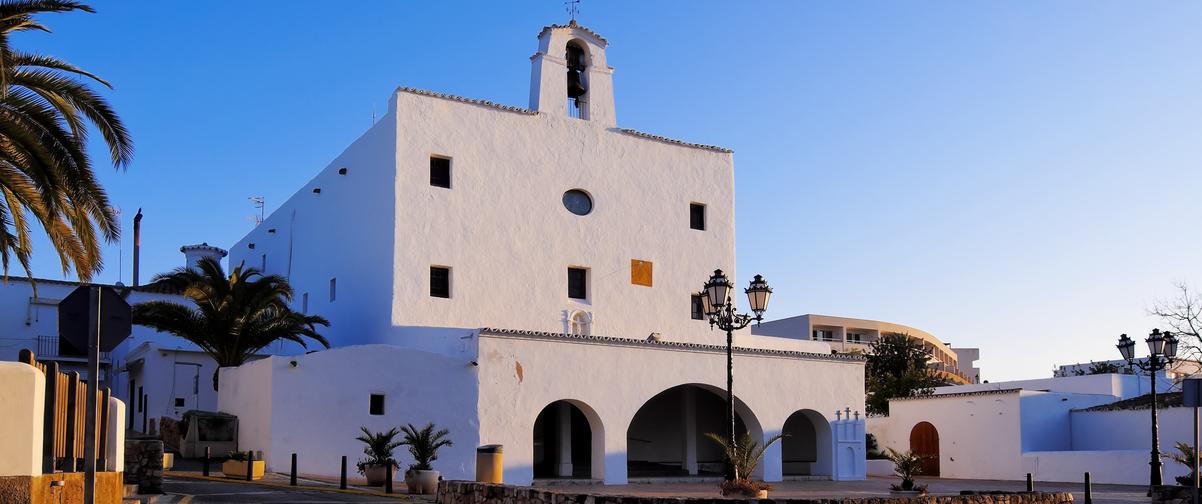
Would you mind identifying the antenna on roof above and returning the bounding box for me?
[249,196,265,225]
[565,0,580,22]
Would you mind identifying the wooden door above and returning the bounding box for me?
[909,422,940,477]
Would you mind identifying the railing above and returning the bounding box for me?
[567,97,586,119]
[36,335,111,361]
[18,349,113,473]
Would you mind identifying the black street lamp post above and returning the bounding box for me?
[700,269,772,481]
[1116,328,1179,493]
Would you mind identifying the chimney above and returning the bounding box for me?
[132,208,143,287]
[180,243,228,270]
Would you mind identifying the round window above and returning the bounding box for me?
[562,189,593,216]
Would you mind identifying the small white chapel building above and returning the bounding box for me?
[216,21,868,485]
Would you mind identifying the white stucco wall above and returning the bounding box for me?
[0,362,44,476]
[219,345,480,479]
[1018,392,1116,452]
[869,390,1025,480]
[1071,405,1200,454]
[217,357,274,460]
[475,330,864,485]
[1021,450,1187,485]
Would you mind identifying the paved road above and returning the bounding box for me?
[539,476,1150,504]
[164,477,411,503]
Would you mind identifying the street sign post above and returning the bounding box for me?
[1183,378,1202,504]
[59,285,131,504]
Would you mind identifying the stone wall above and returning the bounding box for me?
[436,481,1075,504]
[123,438,164,494]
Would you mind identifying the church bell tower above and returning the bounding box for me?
[529,20,617,127]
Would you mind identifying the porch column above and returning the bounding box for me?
[556,402,573,477]
[682,387,698,475]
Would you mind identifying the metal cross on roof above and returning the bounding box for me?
[565,0,580,22]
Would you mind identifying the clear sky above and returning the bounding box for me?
[14,1,1201,380]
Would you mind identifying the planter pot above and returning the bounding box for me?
[404,470,419,494]
[755,490,769,499]
[362,465,393,487]
[221,460,265,480]
[415,469,440,495]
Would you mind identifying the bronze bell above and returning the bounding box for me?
[567,68,587,98]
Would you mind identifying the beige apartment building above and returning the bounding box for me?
[753,314,980,384]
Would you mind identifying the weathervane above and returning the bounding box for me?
[565,0,580,22]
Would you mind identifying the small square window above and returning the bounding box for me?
[369,394,385,416]
[691,294,705,320]
[174,398,185,408]
[261,254,267,271]
[568,267,588,300]
[431,267,451,298]
[329,278,337,302]
[690,203,706,231]
[430,156,451,188]
[302,293,309,314]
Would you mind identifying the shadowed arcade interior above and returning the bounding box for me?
[626,384,763,478]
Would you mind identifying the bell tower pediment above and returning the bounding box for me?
[529,20,616,127]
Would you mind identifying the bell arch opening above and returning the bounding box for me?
[565,39,590,119]
[626,384,765,479]
[533,399,604,480]
[781,409,832,476]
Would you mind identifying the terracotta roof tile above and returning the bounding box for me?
[479,327,864,363]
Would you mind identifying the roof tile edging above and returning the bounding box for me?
[478,327,865,363]
[618,129,733,154]
[891,388,1022,402]
[396,87,538,116]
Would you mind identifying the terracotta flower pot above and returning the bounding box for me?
[416,469,440,495]
[362,464,392,486]
[404,470,420,494]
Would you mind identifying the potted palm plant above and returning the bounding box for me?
[400,423,453,495]
[355,427,402,487]
[221,451,264,480]
[704,431,784,498]
[884,448,928,495]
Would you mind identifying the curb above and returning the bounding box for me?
[164,471,421,500]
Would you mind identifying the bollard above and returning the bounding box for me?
[203,447,210,476]
[1026,473,1033,492]
[246,451,254,481]
[340,456,347,489]
[385,463,393,494]
[1084,472,1092,504]
[291,453,298,486]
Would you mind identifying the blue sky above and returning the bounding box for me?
[15,1,1201,380]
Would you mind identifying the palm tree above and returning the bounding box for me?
[399,423,453,471]
[132,257,330,390]
[0,1,133,282]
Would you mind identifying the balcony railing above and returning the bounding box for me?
[36,335,111,362]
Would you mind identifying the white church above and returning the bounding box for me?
[214,21,869,484]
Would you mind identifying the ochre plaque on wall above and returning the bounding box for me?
[631,259,653,287]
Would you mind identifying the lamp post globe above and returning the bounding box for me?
[705,269,732,308]
[1147,328,1166,356]
[745,274,772,320]
[1116,333,1135,362]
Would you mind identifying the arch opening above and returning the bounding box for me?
[565,39,590,119]
[626,384,764,478]
[909,421,940,477]
[781,409,832,476]
[533,400,603,480]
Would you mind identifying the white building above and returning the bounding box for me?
[753,314,982,384]
[867,372,1186,485]
[0,242,304,436]
[217,21,868,485]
